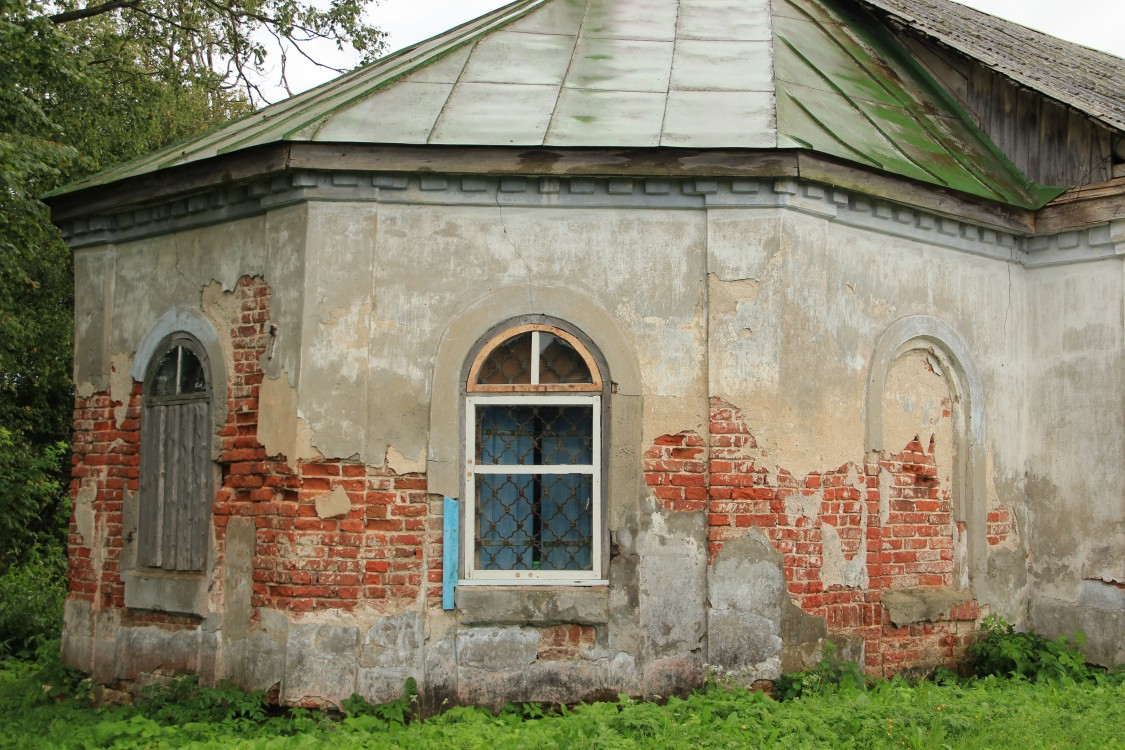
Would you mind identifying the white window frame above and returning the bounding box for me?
[463,393,603,585]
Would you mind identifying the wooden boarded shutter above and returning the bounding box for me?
[138,341,212,571]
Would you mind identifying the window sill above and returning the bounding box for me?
[457,579,608,587]
[455,583,609,626]
[123,570,209,617]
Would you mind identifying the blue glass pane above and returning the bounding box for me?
[477,405,593,465]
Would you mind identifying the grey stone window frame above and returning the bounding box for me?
[125,307,227,616]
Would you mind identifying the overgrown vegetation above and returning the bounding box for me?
[1,618,1121,749]
[968,614,1094,682]
[774,641,868,700]
[0,545,66,657]
[1,652,1122,749]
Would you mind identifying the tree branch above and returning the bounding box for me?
[49,0,138,25]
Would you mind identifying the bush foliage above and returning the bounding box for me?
[0,544,66,656]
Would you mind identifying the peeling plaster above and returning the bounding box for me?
[821,521,868,589]
[258,374,319,463]
[74,485,96,548]
[784,485,822,522]
[1083,535,1125,585]
[385,444,426,475]
[314,487,351,519]
[200,281,241,372]
[108,354,132,427]
[882,351,952,456]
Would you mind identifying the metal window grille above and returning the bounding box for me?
[466,394,601,582]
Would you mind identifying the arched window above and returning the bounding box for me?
[138,334,213,571]
[463,322,607,583]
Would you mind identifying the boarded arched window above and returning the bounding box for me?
[464,322,606,582]
[138,334,213,571]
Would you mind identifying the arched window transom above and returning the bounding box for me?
[464,322,606,583]
[467,324,602,392]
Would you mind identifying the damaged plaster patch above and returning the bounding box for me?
[385,444,426,475]
[1083,535,1125,585]
[881,588,973,627]
[314,302,371,382]
[882,350,952,463]
[109,354,133,428]
[258,374,319,462]
[200,281,239,371]
[784,485,822,522]
[315,487,351,520]
[709,274,764,307]
[74,485,96,547]
[821,522,868,589]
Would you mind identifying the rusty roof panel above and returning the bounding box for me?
[460,31,578,85]
[430,82,561,145]
[670,40,774,92]
[662,90,777,148]
[566,37,676,92]
[584,0,678,40]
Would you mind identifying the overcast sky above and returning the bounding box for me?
[263,0,1125,101]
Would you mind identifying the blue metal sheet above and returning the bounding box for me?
[443,497,460,610]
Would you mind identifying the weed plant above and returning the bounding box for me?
[968,614,1093,682]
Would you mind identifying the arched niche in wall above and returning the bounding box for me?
[864,315,987,592]
[125,306,229,616]
[428,285,644,620]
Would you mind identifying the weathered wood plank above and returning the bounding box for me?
[1017,88,1041,180]
[967,64,993,131]
[1040,105,1070,184]
[1090,124,1112,184]
[1066,110,1094,185]
[189,401,210,571]
[138,405,161,567]
[994,79,1017,162]
[163,404,180,570]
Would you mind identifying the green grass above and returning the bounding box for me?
[2,655,1122,750]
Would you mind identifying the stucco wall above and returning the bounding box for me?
[1025,260,1125,665]
[63,174,1122,708]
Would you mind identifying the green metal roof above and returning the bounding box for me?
[55,0,1063,208]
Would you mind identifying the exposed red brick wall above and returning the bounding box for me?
[643,432,707,512]
[644,397,988,676]
[68,382,140,610]
[986,506,1013,546]
[876,435,955,590]
[537,625,596,660]
[68,276,444,624]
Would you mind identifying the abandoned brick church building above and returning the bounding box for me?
[48,0,1124,707]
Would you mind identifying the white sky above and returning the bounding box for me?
[261,0,1125,101]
